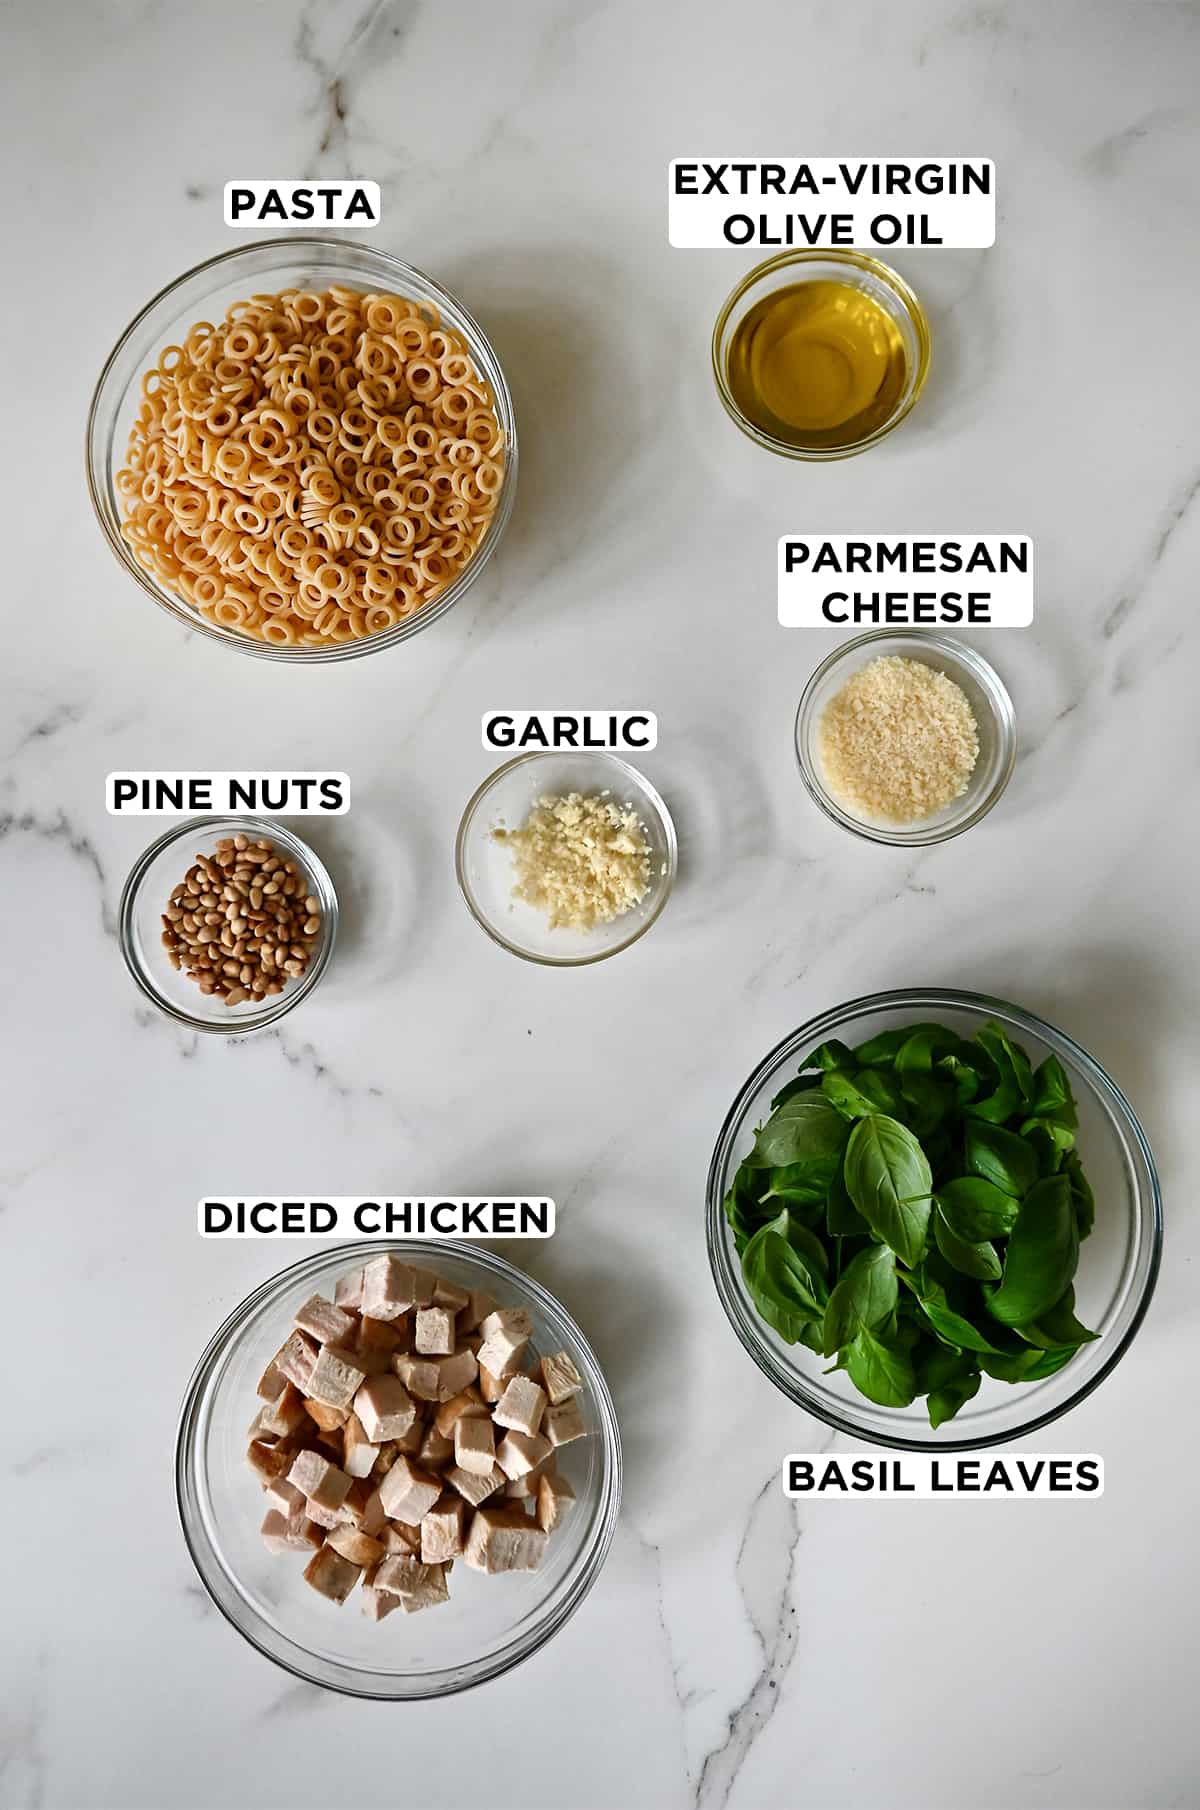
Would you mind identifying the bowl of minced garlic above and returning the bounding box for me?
[456,753,677,964]
[795,631,1016,845]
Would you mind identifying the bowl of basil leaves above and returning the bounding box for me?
[707,989,1161,1449]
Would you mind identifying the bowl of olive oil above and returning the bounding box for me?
[712,249,931,459]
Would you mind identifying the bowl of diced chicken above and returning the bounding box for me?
[177,1243,621,1698]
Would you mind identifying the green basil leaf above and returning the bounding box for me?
[900,1072,956,1138]
[845,1325,917,1406]
[724,1161,775,1254]
[1021,1117,1076,1159]
[771,1209,830,1276]
[1016,1285,1097,1350]
[796,1039,856,1074]
[1023,1123,1066,1180]
[821,1070,896,1122]
[936,1177,1021,1241]
[928,1368,981,1428]
[1064,1151,1095,1241]
[851,1028,911,1067]
[749,1097,850,1170]
[741,1222,829,1344]
[986,1174,1079,1326]
[907,1270,1006,1353]
[826,1163,869,1237]
[843,1114,933,1267]
[822,1243,898,1356]
[967,1024,1036,1122]
[963,1122,1038,1198]
[933,1204,1002,1282]
[937,1052,981,1105]
[895,1026,964,1076]
[1021,1344,1080,1381]
[1028,1054,1078,1129]
[768,1075,822,1112]
[762,1155,841,1206]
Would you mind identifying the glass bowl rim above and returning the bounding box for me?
[118,813,338,1034]
[794,627,1017,846]
[175,1238,624,1699]
[85,235,518,664]
[710,246,932,461]
[455,750,679,967]
[705,986,1163,1451]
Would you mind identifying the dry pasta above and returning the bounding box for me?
[117,287,505,649]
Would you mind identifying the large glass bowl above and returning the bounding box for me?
[86,238,517,662]
[706,989,1162,1450]
[177,1242,622,1698]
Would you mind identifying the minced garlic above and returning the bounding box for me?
[493,791,652,931]
[818,655,980,824]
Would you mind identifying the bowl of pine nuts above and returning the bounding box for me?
[119,817,338,1033]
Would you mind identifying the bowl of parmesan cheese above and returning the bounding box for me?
[794,630,1016,845]
[455,752,677,964]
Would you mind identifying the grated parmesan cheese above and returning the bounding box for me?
[493,791,652,931]
[817,655,980,825]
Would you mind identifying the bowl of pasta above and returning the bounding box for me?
[86,239,517,661]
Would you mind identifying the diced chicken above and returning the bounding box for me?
[303,1497,342,1530]
[257,1354,285,1400]
[504,1481,539,1508]
[415,1305,455,1357]
[287,1449,352,1512]
[434,1386,488,1438]
[361,1582,402,1621]
[392,1355,440,1401]
[435,1348,479,1401]
[544,1399,587,1448]
[539,1350,584,1405]
[261,1508,322,1554]
[263,1476,306,1515]
[418,1427,454,1472]
[478,1308,533,1368]
[537,1470,576,1533]
[463,1503,549,1575]
[476,1334,524,1381]
[306,1344,367,1411]
[496,1431,553,1480]
[342,1412,380,1479]
[275,1329,319,1392]
[478,1362,505,1403]
[421,1491,465,1564]
[303,1544,361,1604]
[409,1268,437,1308]
[304,1398,350,1433]
[252,1381,309,1439]
[326,1523,385,1568]
[394,1416,426,1455]
[353,1373,417,1443]
[355,1314,407,1374]
[360,1488,387,1536]
[432,1275,471,1312]
[461,1288,497,1333]
[247,1438,297,1482]
[504,1456,553,1499]
[293,1293,356,1347]
[446,1463,506,1508]
[334,1267,364,1312]
[361,1254,417,1321]
[335,1479,373,1528]
[377,1455,443,1526]
[379,1519,422,1556]
[453,1415,497,1477]
[373,1555,451,1613]
[492,1374,547,1438]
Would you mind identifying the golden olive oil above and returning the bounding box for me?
[725,280,908,451]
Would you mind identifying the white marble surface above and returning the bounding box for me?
[4,2,1199,1806]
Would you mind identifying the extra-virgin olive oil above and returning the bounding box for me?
[725,279,908,452]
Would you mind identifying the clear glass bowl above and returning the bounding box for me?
[712,248,931,460]
[86,237,517,663]
[707,989,1162,1451]
[176,1242,622,1699]
[795,629,1016,846]
[119,816,337,1034]
[456,751,677,966]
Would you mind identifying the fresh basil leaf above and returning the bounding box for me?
[822,1243,898,1356]
[1064,1150,1095,1240]
[1023,1123,1066,1179]
[843,1114,933,1267]
[899,1072,955,1138]
[826,1163,869,1237]
[851,1028,911,1068]
[906,1268,1006,1353]
[963,1122,1038,1198]
[986,1174,1079,1327]
[796,1039,856,1074]
[771,1210,830,1276]
[845,1325,917,1406]
[741,1222,828,1344]
[928,1368,981,1428]
[895,1026,964,1075]
[967,1024,1035,1122]
[768,1075,822,1112]
[855,1069,904,1115]
[936,1177,1020,1241]
[933,1204,1002,1282]
[749,1097,850,1169]
[937,1052,981,1105]
[762,1155,841,1206]
[724,1161,775,1254]
[1016,1285,1097,1350]
[1022,1117,1076,1159]
[821,1070,886,1121]
[1021,1344,1080,1381]
[1028,1054,1078,1129]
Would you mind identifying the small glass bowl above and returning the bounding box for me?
[177,1241,622,1699]
[119,816,337,1034]
[712,248,931,460]
[86,237,517,663]
[707,989,1162,1452]
[456,752,677,966]
[795,629,1016,846]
